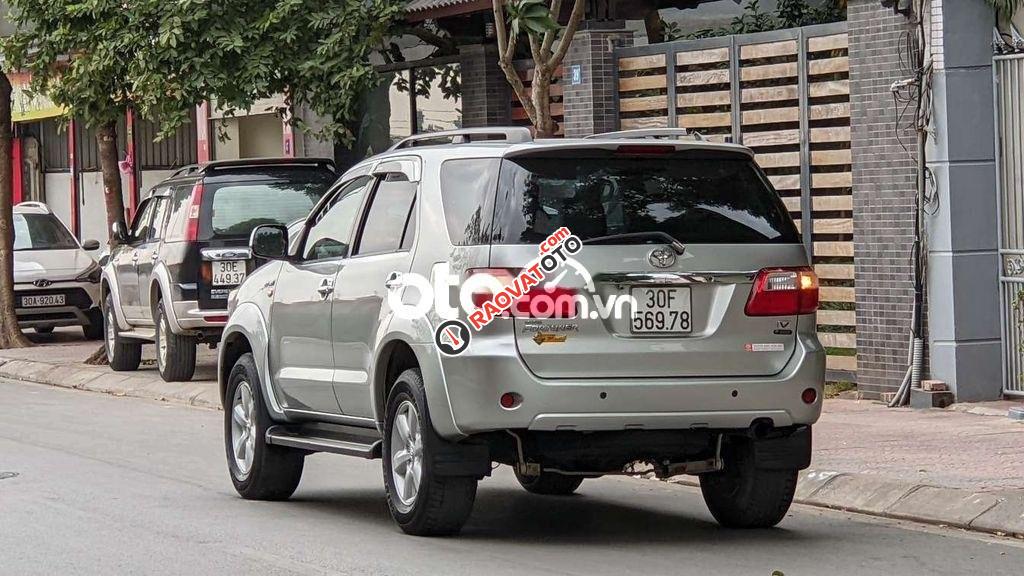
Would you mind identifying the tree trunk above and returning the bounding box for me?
[532,69,555,138]
[96,121,127,245]
[0,72,31,348]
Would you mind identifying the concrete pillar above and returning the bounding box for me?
[925,0,1002,400]
[561,21,634,137]
[847,1,922,397]
[458,44,512,128]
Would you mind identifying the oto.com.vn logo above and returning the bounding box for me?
[384,227,636,356]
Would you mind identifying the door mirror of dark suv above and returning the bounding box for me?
[82,239,101,251]
[250,224,290,260]
[111,221,128,244]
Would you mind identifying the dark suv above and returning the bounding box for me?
[101,158,336,381]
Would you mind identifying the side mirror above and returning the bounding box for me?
[111,221,128,243]
[82,239,101,251]
[250,224,289,260]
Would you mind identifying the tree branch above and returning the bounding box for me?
[547,0,586,69]
[492,0,538,125]
[541,0,563,56]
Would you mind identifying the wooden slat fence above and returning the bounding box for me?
[615,22,856,383]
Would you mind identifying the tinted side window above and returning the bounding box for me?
[302,177,371,261]
[164,185,195,242]
[439,159,499,246]
[149,197,170,240]
[355,175,417,255]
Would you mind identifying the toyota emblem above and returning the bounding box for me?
[33,279,52,288]
[648,247,676,269]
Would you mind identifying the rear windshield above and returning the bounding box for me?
[491,151,800,245]
[199,170,334,240]
[14,213,78,251]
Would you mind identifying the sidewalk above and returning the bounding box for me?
[2,333,1023,537]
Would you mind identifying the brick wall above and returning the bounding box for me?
[562,23,633,137]
[848,1,920,397]
[459,44,511,128]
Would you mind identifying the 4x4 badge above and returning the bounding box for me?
[648,247,676,269]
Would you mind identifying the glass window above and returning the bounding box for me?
[164,185,195,242]
[400,199,416,251]
[302,177,371,261]
[439,159,499,246]
[203,172,334,240]
[355,176,417,255]
[131,200,156,242]
[13,213,78,251]
[148,195,171,241]
[492,151,800,245]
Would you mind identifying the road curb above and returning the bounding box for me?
[666,469,1024,538]
[0,357,221,410]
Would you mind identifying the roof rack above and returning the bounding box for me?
[389,127,533,150]
[584,128,706,141]
[14,201,50,213]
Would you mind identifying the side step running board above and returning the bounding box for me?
[266,424,382,459]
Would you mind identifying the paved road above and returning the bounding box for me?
[1,379,1021,576]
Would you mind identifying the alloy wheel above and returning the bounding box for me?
[230,380,257,479]
[157,312,168,371]
[389,400,423,513]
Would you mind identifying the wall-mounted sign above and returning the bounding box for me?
[8,72,65,123]
[569,65,582,86]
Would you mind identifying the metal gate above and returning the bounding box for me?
[994,55,1024,396]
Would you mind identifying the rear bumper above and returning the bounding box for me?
[171,299,228,331]
[435,331,825,438]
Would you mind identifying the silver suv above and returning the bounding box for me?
[219,128,825,535]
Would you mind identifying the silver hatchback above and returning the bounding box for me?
[219,127,825,535]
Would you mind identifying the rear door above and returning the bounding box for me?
[489,147,807,379]
[331,168,418,418]
[136,189,171,320]
[196,167,335,309]
[268,177,370,413]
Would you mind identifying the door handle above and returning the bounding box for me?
[317,278,335,299]
[150,251,159,261]
[130,251,139,265]
[384,271,403,290]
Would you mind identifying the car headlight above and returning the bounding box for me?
[75,262,102,284]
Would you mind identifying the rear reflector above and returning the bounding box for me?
[206,315,229,324]
[802,388,818,404]
[744,267,819,316]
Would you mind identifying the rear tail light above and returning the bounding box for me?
[184,181,204,242]
[466,268,578,318]
[744,267,819,316]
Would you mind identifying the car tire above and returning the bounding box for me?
[104,293,142,371]
[82,308,104,340]
[155,301,196,382]
[514,469,584,496]
[33,326,54,335]
[383,368,477,536]
[225,352,305,500]
[699,438,797,529]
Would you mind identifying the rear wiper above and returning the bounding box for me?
[581,232,686,255]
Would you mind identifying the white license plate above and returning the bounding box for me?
[212,260,247,286]
[21,294,65,308]
[630,286,692,334]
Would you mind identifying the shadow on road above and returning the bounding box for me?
[287,485,809,545]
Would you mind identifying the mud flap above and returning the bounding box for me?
[752,425,812,471]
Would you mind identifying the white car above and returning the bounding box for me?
[13,202,103,338]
